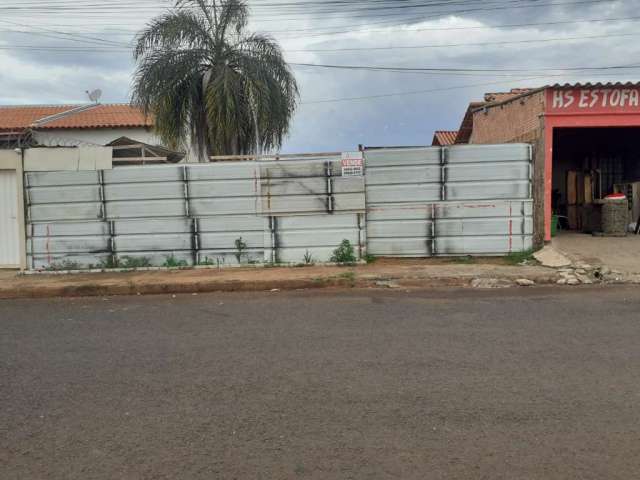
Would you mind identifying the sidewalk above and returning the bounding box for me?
[0,259,561,299]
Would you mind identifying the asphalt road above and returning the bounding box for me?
[2,286,640,479]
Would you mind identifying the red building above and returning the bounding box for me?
[445,82,640,246]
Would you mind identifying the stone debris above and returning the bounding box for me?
[375,280,400,289]
[516,279,535,287]
[551,260,615,286]
[575,274,593,285]
[471,278,512,289]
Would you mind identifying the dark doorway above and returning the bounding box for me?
[552,127,640,231]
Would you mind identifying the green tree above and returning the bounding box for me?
[132,0,298,159]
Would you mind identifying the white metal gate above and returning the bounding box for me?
[0,170,21,267]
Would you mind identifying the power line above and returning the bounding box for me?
[287,32,640,53]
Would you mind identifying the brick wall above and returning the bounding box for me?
[469,90,547,247]
[470,90,545,144]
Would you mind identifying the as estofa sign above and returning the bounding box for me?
[549,86,640,113]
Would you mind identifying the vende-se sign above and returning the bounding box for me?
[548,87,640,113]
[341,151,364,177]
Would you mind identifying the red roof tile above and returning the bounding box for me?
[0,104,153,131]
[0,105,72,132]
[432,130,458,146]
[42,104,153,129]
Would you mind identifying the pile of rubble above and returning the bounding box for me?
[556,263,597,285]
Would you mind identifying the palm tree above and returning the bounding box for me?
[132,0,298,160]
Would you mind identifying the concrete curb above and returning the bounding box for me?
[0,270,562,300]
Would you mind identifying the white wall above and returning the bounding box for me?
[33,128,203,163]
[33,127,160,148]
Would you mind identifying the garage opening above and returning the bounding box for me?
[552,127,640,232]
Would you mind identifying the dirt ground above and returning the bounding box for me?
[0,259,557,299]
[2,286,640,479]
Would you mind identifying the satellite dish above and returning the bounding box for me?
[86,89,102,104]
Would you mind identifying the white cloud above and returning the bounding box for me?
[0,0,636,151]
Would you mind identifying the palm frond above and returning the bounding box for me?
[131,0,298,159]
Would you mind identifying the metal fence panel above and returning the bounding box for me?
[275,213,363,263]
[103,165,182,183]
[24,144,532,269]
[104,182,184,201]
[367,238,432,257]
[444,143,531,163]
[435,217,533,236]
[366,184,442,204]
[26,171,99,187]
[445,161,529,182]
[189,163,260,181]
[30,221,108,237]
[446,180,531,201]
[29,185,101,204]
[365,144,533,257]
[189,180,257,198]
[29,202,102,222]
[107,199,187,218]
[365,165,441,186]
[25,158,365,269]
[190,197,258,217]
[115,233,193,252]
[364,147,441,167]
[28,236,108,254]
[436,235,533,255]
[436,201,532,219]
[113,218,192,235]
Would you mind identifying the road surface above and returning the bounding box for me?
[2,286,640,479]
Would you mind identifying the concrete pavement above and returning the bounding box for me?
[3,286,640,479]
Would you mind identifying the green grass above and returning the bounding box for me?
[336,271,356,286]
[504,249,537,266]
[364,253,377,264]
[162,255,188,268]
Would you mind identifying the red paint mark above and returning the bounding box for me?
[508,204,513,253]
[46,224,51,265]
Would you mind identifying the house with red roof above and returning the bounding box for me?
[0,103,159,151]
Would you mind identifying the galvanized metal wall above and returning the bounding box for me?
[24,158,365,269]
[365,144,533,256]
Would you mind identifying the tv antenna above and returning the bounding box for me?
[86,89,102,104]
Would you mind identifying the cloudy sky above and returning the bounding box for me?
[0,0,638,152]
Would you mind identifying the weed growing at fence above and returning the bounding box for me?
[303,250,314,265]
[234,237,248,264]
[198,257,216,266]
[99,257,118,269]
[364,253,377,264]
[330,239,357,264]
[120,256,152,268]
[505,249,536,266]
[163,255,188,268]
[45,260,83,271]
[97,256,152,269]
